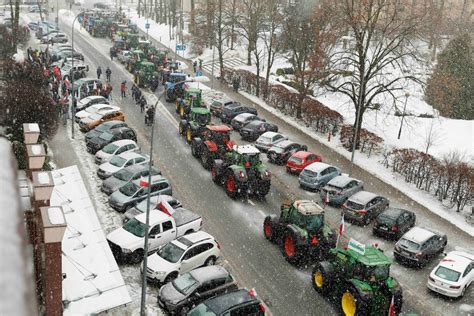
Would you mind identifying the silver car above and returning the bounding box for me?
[255,131,288,152]
[101,164,161,195]
[319,175,364,206]
[230,113,264,131]
[298,162,341,191]
[123,194,182,223]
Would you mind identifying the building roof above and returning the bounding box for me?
[51,166,131,314]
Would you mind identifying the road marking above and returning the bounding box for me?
[258,210,266,217]
[248,199,255,206]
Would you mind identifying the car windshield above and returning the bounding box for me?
[188,304,217,316]
[99,132,114,141]
[158,242,185,263]
[119,181,141,197]
[102,143,119,154]
[95,123,110,132]
[377,214,396,225]
[113,168,134,181]
[243,154,260,166]
[195,113,210,125]
[288,156,303,164]
[364,264,390,281]
[302,169,318,177]
[434,266,461,282]
[110,156,127,167]
[398,238,421,251]
[122,218,146,237]
[173,273,200,296]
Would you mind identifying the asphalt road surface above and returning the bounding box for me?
[26,7,473,315]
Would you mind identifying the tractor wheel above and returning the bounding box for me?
[127,63,132,72]
[130,249,144,264]
[136,75,141,87]
[186,127,193,143]
[311,262,333,295]
[179,105,186,119]
[211,165,220,184]
[224,173,238,199]
[341,285,369,316]
[255,180,271,198]
[263,216,275,242]
[281,231,300,265]
[191,141,199,157]
[178,122,185,136]
[175,101,180,113]
[200,149,212,170]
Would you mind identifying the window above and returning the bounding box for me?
[320,168,329,176]
[125,160,134,166]
[162,221,173,231]
[230,303,261,316]
[135,157,145,164]
[211,277,227,288]
[116,146,126,154]
[149,225,161,236]
[182,247,198,260]
[463,263,474,277]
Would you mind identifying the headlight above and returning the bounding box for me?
[122,248,132,254]
[155,271,167,276]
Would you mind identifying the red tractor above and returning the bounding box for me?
[190,125,236,169]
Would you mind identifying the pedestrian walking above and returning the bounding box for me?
[139,95,146,113]
[97,66,102,79]
[106,84,113,101]
[131,83,138,101]
[198,59,202,70]
[193,60,197,73]
[135,88,142,104]
[232,76,240,92]
[105,67,112,82]
[145,104,155,126]
[120,81,127,98]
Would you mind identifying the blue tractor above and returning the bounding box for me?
[164,72,187,102]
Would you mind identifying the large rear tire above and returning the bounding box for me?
[186,127,193,143]
[225,173,238,199]
[341,284,369,316]
[281,231,300,265]
[255,180,271,198]
[311,262,333,295]
[200,149,212,170]
[178,122,185,136]
[211,165,220,184]
[263,216,275,242]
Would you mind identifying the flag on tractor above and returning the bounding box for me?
[339,213,345,237]
[388,295,395,316]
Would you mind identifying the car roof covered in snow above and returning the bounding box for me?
[348,191,378,204]
[327,175,357,188]
[437,251,474,273]
[304,162,331,172]
[234,145,260,155]
[402,226,438,244]
[190,266,231,284]
[293,200,324,215]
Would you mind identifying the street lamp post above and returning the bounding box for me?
[140,76,209,316]
[71,12,83,140]
[397,91,410,139]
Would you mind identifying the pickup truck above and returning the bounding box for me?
[107,207,202,263]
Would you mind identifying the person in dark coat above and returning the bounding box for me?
[96,66,102,79]
[139,95,146,113]
[105,67,112,82]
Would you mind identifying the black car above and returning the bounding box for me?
[76,95,109,112]
[86,127,137,154]
[210,99,239,116]
[239,120,278,141]
[220,104,258,123]
[394,226,447,267]
[342,191,389,225]
[372,208,416,240]
[85,120,128,143]
[158,266,238,315]
[267,140,307,165]
[188,288,265,316]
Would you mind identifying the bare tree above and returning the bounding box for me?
[423,119,443,155]
[213,0,231,80]
[325,0,421,149]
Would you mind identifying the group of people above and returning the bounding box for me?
[131,83,155,126]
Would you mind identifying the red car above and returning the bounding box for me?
[286,151,322,174]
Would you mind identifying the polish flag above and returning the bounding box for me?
[388,295,395,316]
[339,213,345,237]
[93,81,98,91]
[325,191,330,204]
[139,176,149,187]
[157,195,175,217]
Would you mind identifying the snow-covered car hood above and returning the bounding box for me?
[102,176,126,193]
[76,109,94,119]
[109,188,133,205]
[79,117,94,125]
[99,162,121,175]
[107,227,143,250]
[159,281,187,304]
[147,252,179,274]
[96,150,113,161]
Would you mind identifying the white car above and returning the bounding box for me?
[76,95,108,112]
[144,231,221,284]
[95,139,139,165]
[97,151,149,179]
[427,251,474,297]
[75,103,118,122]
[255,131,288,152]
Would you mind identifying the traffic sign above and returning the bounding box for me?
[145,22,150,29]
[176,44,186,51]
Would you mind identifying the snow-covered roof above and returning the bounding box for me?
[50,166,131,315]
[233,145,260,155]
[348,191,378,204]
[304,162,331,172]
[0,139,36,316]
[402,226,436,244]
[293,200,324,215]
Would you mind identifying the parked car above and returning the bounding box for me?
[60,63,88,80]
[28,21,39,30]
[86,127,137,154]
[188,288,265,316]
[40,31,60,43]
[145,231,220,285]
[123,194,182,223]
[97,152,149,180]
[79,110,124,132]
[394,226,447,267]
[117,50,132,64]
[29,5,47,13]
[209,99,238,116]
[75,103,115,122]
[267,140,308,165]
[51,50,84,62]
[342,191,389,225]
[47,33,68,44]
[107,207,202,263]
[239,120,278,141]
[95,139,139,165]
[220,104,257,123]
[158,266,238,315]
[108,175,172,212]
[101,164,161,196]
[76,95,108,112]
[230,113,264,131]
[372,208,416,240]
[298,162,341,191]
[427,251,474,298]
[286,151,322,174]
[85,120,126,142]
[319,175,364,206]
[255,131,288,152]
[72,78,103,100]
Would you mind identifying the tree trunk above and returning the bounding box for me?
[255,50,260,97]
[230,0,236,50]
[190,0,195,34]
[247,45,252,66]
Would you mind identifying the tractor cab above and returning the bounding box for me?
[126,34,139,49]
[140,61,156,74]
[189,108,211,126]
[204,125,233,149]
[131,50,145,62]
[184,88,202,106]
[138,39,151,51]
[168,72,187,84]
[281,200,325,234]
[230,145,262,169]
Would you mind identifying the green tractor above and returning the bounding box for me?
[133,61,157,88]
[312,241,403,316]
[127,50,146,73]
[125,33,139,50]
[263,200,336,264]
[210,145,272,199]
[179,108,212,144]
[90,18,109,37]
[176,87,203,119]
